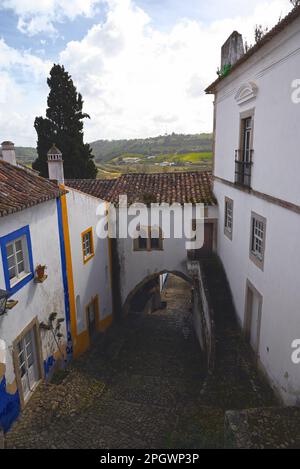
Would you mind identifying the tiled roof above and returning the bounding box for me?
[66,171,216,205]
[65,178,117,201]
[205,5,300,93]
[0,159,67,217]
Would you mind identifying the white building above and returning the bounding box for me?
[0,142,68,432]
[205,6,300,405]
[0,142,116,431]
[61,184,114,358]
[67,172,218,315]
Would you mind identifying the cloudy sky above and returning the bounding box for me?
[0,0,292,146]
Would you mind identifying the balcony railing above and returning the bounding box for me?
[235,150,253,188]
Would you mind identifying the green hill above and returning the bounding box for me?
[14,133,213,166]
[15,147,37,163]
[90,133,213,162]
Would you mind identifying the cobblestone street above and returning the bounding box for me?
[6,275,276,449]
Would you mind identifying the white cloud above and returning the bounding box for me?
[0,38,51,145]
[1,0,101,36]
[0,0,292,145]
[59,0,290,142]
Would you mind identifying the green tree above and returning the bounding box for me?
[33,64,97,179]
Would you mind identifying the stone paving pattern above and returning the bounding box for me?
[6,274,278,449]
[225,407,300,449]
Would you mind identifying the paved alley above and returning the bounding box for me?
[5,275,276,449]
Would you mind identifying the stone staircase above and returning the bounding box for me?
[194,255,300,449]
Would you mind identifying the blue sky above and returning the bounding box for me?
[0,0,292,146]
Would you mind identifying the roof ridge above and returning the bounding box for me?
[206,4,300,93]
[0,159,67,218]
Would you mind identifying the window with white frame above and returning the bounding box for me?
[224,197,233,239]
[82,228,94,263]
[0,225,34,294]
[250,212,266,269]
[6,237,28,282]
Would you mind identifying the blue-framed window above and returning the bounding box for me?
[0,226,34,296]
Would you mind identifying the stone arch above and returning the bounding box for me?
[122,270,194,317]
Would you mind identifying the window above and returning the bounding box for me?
[224,197,233,240]
[242,117,252,163]
[235,110,254,187]
[250,212,266,270]
[81,228,94,264]
[0,226,34,295]
[134,226,163,251]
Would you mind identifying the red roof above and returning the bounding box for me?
[205,5,300,93]
[0,159,67,217]
[66,171,216,205]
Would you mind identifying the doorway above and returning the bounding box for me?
[245,281,263,357]
[14,320,42,405]
[190,222,214,259]
[86,297,99,343]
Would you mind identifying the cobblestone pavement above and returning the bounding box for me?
[6,275,276,449]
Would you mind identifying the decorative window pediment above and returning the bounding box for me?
[235,82,258,105]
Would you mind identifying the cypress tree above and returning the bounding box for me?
[33,64,97,179]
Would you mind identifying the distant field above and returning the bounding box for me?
[152,152,212,164]
[111,151,212,164]
[97,151,213,179]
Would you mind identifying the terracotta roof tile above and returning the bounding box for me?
[66,171,216,206]
[65,178,117,201]
[0,159,67,218]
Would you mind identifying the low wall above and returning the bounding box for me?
[188,261,216,373]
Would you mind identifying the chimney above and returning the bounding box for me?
[1,141,17,166]
[221,31,244,70]
[47,144,64,184]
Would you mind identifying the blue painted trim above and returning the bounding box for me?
[0,377,20,433]
[56,198,73,360]
[44,355,56,379]
[0,225,34,296]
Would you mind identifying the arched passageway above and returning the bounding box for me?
[122,270,193,318]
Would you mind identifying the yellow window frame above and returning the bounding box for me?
[81,227,95,264]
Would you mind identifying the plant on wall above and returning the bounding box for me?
[40,313,66,365]
[217,64,232,79]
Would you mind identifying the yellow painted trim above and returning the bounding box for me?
[60,192,77,350]
[81,227,95,264]
[99,314,113,332]
[106,202,114,318]
[74,330,89,357]
[6,380,18,395]
[0,363,6,381]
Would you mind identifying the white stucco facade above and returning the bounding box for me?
[117,205,218,306]
[64,187,113,355]
[211,16,300,404]
[0,200,66,389]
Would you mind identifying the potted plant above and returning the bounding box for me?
[36,264,47,281]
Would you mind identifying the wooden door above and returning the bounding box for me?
[17,328,39,402]
[245,285,262,356]
[197,223,214,259]
[87,300,97,342]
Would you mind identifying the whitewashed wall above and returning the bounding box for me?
[212,16,300,405]
[117,205,218,306]
[65,188,113,334]
[0,200,66,385]
[214,15,300,205]
[214,181,300,405]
